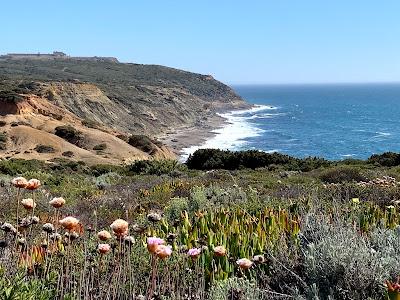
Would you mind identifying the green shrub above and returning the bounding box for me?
[128,135,157,154]
[208,277,263,300]
[82,118,100,129]
[34,144,56,153]
[93,143,107,151]
[62,151,74,157]
[128,159,184,175]
[54,125,82,146]
[319,166,367,183]
[368,152,400,167]
[186,149,330,171]
[0,132,7,143]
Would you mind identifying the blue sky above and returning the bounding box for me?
[2,1,400,84]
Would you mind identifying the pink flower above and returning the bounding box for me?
[21,198,36,210]
[155,245,172,259]
[147,237,165,253]
[49,197,65,208]
[236,258,253,270]
[12,177,28,188]
[213,246,226,257]
[110,219,129,237]
[59,216,80,231]
[25,179,41,190]
[187,248,201,259]
[98,243,111,254]
[97,230,112,241]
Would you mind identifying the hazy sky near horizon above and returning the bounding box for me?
[2,1,400,84]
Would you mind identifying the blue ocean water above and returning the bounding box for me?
[230,84,400,160]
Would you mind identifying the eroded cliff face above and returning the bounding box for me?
[0,58,248,164]
[0,90,175,164]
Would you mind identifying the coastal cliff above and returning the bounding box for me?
[0,57,248,164]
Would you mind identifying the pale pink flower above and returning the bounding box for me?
[49,197,65,208]
[98,243,111,254]
[21,198,36,210]
[214,246,226,257]
[155,245,172,259]
[59,216,80,231]
[236,258,253,270]
[11,177,28,188]
[147,237,165,253]
[25,179,41,190]
[110,219,129,237]
[97,230,112,241]
[187,248,201,259]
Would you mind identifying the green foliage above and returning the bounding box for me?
[34,144,55,153]
[0,159,46,176]
[368,152,400,167]
[54,125,82,145]
[82,118,100,129]
[0,273,57,300]
[319,165,368,183]
[186,149,330,171]
[93,143,107,151]
[128,159,184,175]
[208,277,262,300]
[128,135,157,154]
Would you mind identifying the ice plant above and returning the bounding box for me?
[147,237,165,253]
[25,179,41,190]
[98,243,111,255]
[59,216,80,231]
[21,198,36,210]
[155,245,172,259]
[236,258,253,270]
[187,248,201,259]
[110,219,129,237]
[97,230,112,241]
[213,246,226,257]
[49,197,65,208]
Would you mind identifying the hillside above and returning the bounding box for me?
[0,56,248,164]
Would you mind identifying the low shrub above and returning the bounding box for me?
[128,135,157,154]
[368,152,400,167]
[93,143,107,151]
[34,144,56,153]
[319,165,367,183]
[62,151,74,157]
[128,159,184,175]
[82,118,100,129]
[54,125,82,146]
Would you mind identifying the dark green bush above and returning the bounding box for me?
[62,151,74,157]
[128,135,157,154]
[54,125,82,146]
[128,159,184,175]
[0,132,7,143]
[319,166,368,183]
[82,118,100,129]
[186,149,330,171]
[0,159,47,176]
[34,144,56,153]
[368,152,400,167]
[0,121,6,127]
[93,143,107,151]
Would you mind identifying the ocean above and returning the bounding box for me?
[181,83,400,161]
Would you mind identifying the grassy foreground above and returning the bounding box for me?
[1,152,400,299]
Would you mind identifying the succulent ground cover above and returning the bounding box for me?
[1,156,400,299]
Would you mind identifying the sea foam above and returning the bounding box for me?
[180,105,272,162]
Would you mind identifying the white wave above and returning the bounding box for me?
[180,104,271,162]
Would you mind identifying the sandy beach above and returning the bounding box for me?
[158,113,227,157]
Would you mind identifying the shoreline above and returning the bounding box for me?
[159,104,271,162]
[158,112,228,160]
